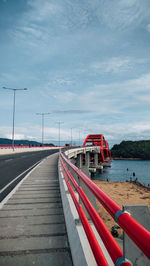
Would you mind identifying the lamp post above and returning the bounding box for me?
[56,121,64,147]
[79,130,81,146]
[71,127,73,146]
[2,87,27,151]
[36,113,50,146]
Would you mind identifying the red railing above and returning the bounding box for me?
[62,166,109,266]
[0,145,54,149]
[60,151,150,265]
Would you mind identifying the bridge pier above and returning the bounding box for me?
[75,151,103,177]
[76,153,82,169]
[74,152,97,218]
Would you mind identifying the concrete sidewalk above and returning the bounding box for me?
[0,153,73,266]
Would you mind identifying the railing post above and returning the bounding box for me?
[123,205,150,266]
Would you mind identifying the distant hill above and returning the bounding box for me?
[111,140,150,159]
[0,138,54,146]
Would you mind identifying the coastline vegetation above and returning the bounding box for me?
[111,140,150,160]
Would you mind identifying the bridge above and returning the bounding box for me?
[0,135,150,266]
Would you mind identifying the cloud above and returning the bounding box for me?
[21,26,43,38]
[53,109,93,114]
[147,24,150,32]
[76,72,150,114]
[136,94,150,103]
[51,77,74,87]
[97,0,150,31]
[93,121,150,141]
[23,0,150,36]
[90,57,131,74]
[27,0,62,22]
[0,127,25,140]
[53,91,76,103]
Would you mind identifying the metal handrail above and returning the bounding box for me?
[61,162,109,266]
[60,157,130,265]
[60,151,150,260]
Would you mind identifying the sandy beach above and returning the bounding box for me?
[93,180,150,237]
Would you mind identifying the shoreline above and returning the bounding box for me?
[93,180,150,238]
[112,157,142,160]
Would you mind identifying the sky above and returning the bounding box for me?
[0,0,150,146]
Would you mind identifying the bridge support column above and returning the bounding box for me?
[94,152,103,173]
[78,152,97,218]
[85,151,90,168]
[76,154,82,169]
[69,151,98,219]
[81,151,90,177]
[94,153,98,167]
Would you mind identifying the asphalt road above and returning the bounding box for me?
[0,149,59,202]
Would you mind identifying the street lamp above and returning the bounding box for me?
[36,113,50,146]
[71,127,73,146]
[79,130,81,146]
[2,86,28,151]
[56,121,64,147]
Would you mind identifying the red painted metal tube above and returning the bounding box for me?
[60,153,121,215]
[60,158,124,264]
[60,152,150,260]
[62,167,109,266]
[118,213,150,259]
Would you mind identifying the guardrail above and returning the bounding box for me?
[0,145,55,149]
[60,151,150,265]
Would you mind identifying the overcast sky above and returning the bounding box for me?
[0,0,150,146]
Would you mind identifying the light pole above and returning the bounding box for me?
[2,86,27,151]
[56,121,64,147]
[71,127,73,146]
[79,130,81,146]
[36,113,50,146]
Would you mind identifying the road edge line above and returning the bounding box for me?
[0,159,44,209]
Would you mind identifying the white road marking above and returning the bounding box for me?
[4,159,13,163]
[0,159,42,194]
[0,159,44,209]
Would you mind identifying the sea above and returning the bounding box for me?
[93,160,150,187]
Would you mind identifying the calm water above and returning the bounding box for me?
[93,160,150,186]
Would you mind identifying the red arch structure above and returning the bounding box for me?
[83,134,111,164]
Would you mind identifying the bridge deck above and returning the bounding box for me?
[0,153,73,266]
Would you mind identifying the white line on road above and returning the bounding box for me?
[0,159,42,194]
[0,159,44,209]
[4,159,13,163]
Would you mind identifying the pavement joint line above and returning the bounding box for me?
[2,207,63,211]
[30,222,65,226]
[0,233,67,240]
[1,208,33,211]
[10,197,61,200]
[10,196,60,197]
[0,159,44,209]
[20,186,59,188]
[17,189,60,191]
[0,247,70,256]
[5,201,62,205]
[0,213,64,218]
[20,185,59,187]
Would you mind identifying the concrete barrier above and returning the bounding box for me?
[0,147,57,155]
